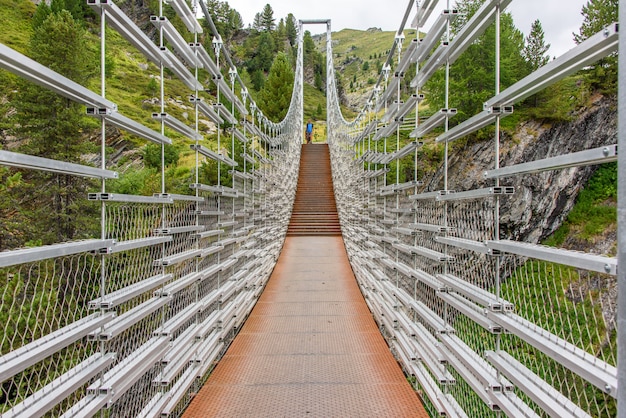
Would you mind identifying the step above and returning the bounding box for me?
[287,144,340,237]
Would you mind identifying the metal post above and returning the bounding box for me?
[99,0,107,370]
[617,0,626,414]
[158,1,166,195]
[327,21,332,143]
[493,0,502,358]
[395,35,403,290]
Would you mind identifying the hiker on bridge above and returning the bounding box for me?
[305,120,314,144]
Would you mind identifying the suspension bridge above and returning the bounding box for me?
[0,0,624,417]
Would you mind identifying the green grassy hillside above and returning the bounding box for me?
[0,0,35,52]
[317,28,418,103]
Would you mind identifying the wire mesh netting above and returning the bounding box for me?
[326,1,619,415]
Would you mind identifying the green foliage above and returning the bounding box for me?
[204,0,243,40]
[147,77,158,96]
[303,83,327,121]
[143,143,181,169]
[418,142,445,174]
[252,12,263,31]
[32,1,51,29]
[499,260,617,414]
[250,69,265,91]
[258,52,294,121]
[426,4,527,120]
[29,10,93,83]
[315,103,323,118]
[285,13,297,46]
[0,168,27,250]
[253,31,276,73]
[0,0,36,52]
[523,75,590,121]
[522,19,550,71]
[50,0,65,14]
[197,138,246,188]
[164,164,194,194]
[574,0,618,93]
[545,162,617,247]
[260,3,275,32]
[272,17,289,52]
[314,71,324,91]
[303,31,318,65]
[112,163,191,196]
[108,167,159,195]
[108,158,192,196]
[361,61,369,71]
[574,0,618,43]
[9,10,98,245]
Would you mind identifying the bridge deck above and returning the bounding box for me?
[183,144,427,417]
[183,236,427,417]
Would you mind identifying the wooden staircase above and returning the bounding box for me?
[287,144,341,236]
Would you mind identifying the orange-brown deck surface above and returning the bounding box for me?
[183,236,428,417]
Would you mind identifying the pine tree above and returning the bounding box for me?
[32,1,51,29]
[520,20,551,107]
[303,30,317,67]
[315,71,323,91]
[0,168,25,250]
[14,10,97,244]
[274,18,287,51]
[258,52,294,121]
[206,0,243,40]
[574,0,618,92]
[260,4,275,32]
[254,31,276,72]
[523,19,550,71]
[252,12,263,31]
[426,3,526,120]
[238,68,254,93]
[229,9,243,33]
[574,0,618,43]
[286,13,297,47]
[50,0,65,14]
[451,0,484,31]
[251,69,265,91]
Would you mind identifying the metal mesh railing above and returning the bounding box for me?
[327,0,621,416]
[1,0,624,416]
[0,0,304,415]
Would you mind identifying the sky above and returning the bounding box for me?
[231,0,590,58]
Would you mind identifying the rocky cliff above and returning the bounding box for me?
[425,94,617,251]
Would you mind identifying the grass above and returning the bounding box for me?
[318,28,422,98]
[0,0,35,53]
[323,28,419,62]
[497,258,617,416]
[485,161,619,416]
[303,83,327,122]
[544,162,617,248]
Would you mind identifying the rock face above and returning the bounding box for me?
[119,0,155,38]
[424,95,617,245]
